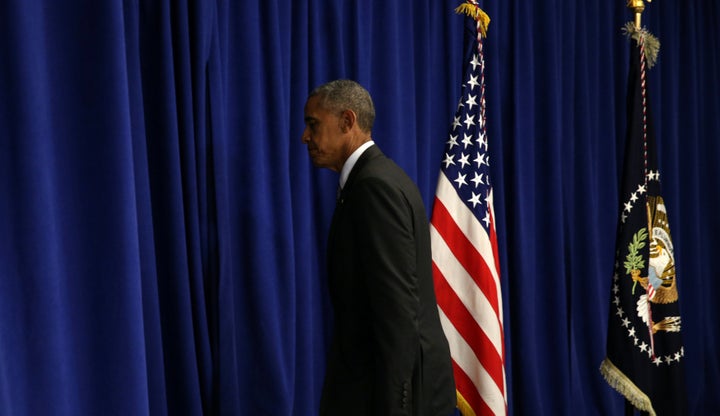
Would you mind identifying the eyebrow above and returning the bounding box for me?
[304,116,318,124]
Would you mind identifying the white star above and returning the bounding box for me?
[628,327,636,338]
[463,113,475,129]
[674,352,682,362]
[474,152,488,167]
[467,74,480,90]
[451,116,461,131]
[630,192,638,203]
[470,54,481,71]
[612,296,620,306]
[471,172,484,188]
[624,201,633,212]
[637,184,647,194]
[458,153,470,169]
[447,134,459,149]
[664,355,673,365]
[465,94,478,110]
[621,212,628,223]
[468,192,482,208]
[461,134,473,149]
[454,172,468,188]
[639,342,648,352]
[477,131,487,149]
[653,356,663,366]
[621,316,630,326]
[483,211,491,227]
[612,284,619,294]
[442,153,455,168]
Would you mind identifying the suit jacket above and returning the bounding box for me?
[320,145,456,416]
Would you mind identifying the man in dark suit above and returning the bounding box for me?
[301,79,456,416]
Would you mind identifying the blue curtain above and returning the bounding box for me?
[0,0,717,415]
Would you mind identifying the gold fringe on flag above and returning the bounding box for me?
[455,390,478,416]
[600,358,657,416]
[622,22,660,68]
[455,2,490,38]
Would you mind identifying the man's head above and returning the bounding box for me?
[301,80,375,172]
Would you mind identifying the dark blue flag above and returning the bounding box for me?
[600,25,688,416]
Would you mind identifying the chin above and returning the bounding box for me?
[310,159,326,168]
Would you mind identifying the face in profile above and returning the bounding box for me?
[301,95,346,172]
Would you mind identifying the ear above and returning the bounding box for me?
[339,109,357,133]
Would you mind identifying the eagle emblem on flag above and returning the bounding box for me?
[613,171,683,366]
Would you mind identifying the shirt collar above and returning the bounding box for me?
[339,140,375,189]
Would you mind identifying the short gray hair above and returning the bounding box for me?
[309,79,375,134]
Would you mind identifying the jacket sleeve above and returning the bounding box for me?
[352,177,420,416]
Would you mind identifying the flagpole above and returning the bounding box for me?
[625,0,652,416]
[627,0,651,28]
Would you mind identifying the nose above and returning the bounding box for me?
[301,127,310,144]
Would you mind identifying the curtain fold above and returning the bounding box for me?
[1,0,718,415]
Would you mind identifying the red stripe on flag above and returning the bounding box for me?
[452,360,494,416]
[486,206,506,363]
[487,208,502,284]
[431,197,501,318]
[433,263,505,393]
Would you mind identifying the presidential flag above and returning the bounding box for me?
[600,24,687,416]
[430,3,507,415]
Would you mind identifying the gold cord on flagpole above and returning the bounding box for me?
[627,0,651,28]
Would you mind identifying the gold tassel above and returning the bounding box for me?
[455,2,491,38]
[622,22,660,68]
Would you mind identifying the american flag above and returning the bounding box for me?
[430,7,507,416]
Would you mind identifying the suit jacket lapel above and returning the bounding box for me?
[329,144,382,251]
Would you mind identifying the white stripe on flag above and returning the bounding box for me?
[438,308,507,415]
[430,224,503,357]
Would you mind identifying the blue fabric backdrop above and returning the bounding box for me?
[0,0,717,415]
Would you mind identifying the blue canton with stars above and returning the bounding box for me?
[440,52,493,231]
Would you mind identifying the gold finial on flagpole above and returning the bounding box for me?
[622,0,660,68]
[627,0,651,28]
